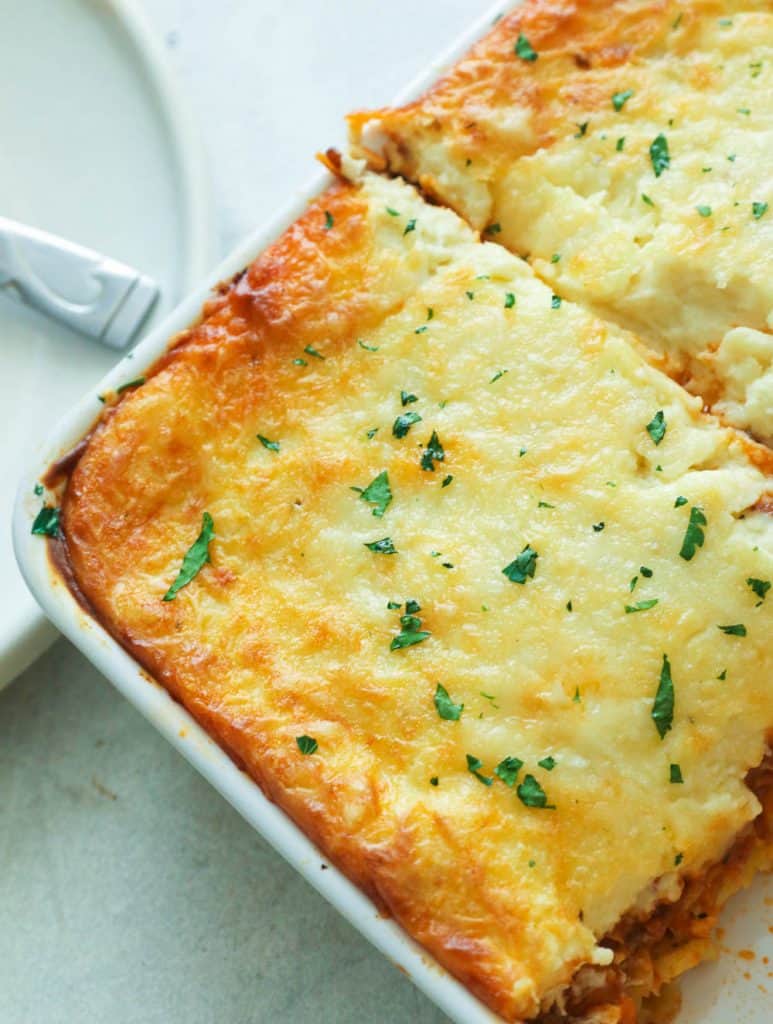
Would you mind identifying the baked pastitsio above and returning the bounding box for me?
[349,0,773,444]
[51,169,772,1022]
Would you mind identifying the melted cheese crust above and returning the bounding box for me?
[62,173,773,1021]
[349,0,773,442]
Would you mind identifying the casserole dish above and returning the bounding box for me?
[13,3,772,1021]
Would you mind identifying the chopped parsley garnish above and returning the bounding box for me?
[392,411,422,438]
[574,122,589,138]
[551,253,561,263]
[466,290,475,300]
[679,507,707,561]
[391,603,430,651]
[33,483,44,496]
[504,292,516,309]
[353,470,392,517]
[386,207,400,217]
[630,576,638,592]
[674,495,687,508]
[649,133,670,176]
[403,218,416,236]
[641,193,655,206]
[752,201,768,220]
[675,852,684,866]
[430,776,439,786]
[116,376,146,393]
[485,222,502,235]
[514,33,538,62]
[466,754,493,786]
[718,623,747,636]
[566,600,573,612]
[386,600,401,610]
[625,599,659,613]
[364,537,396,555]
[641,566,653,577]
[358,339,379,352]
[296,735,318,755]
[441,474,453,488]
[537,501,555,509]
[304,344,325,360]
[401,391,418,406]
[366,427,378,439]
[696,204,712,217]
[551,294,562,309]
[519,447,527,457]
[612,89,634,111]
[672,12,683,29]
[517,774,554,809]
[163,512,215,602]
[736,108,750,116]
[257,434,280,452]
[426,308,434,321]
[502,544,538,584]
[420,431,445,472]
[495,756,524,787]
[646,410,667,445]
[670,763,684,784]
[616,137,625,151]
[717,669,727,680]
[592,522,605,532]
[538,756,556,771]
[31,506,60,537]
[434,683,463,721]
[573,686,581,702]
[292,358,308,366]
[747,577,770,604]
[414,325,428,335]
[490,369,509,383]
[651,654,674,739]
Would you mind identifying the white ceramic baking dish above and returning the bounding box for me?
[12,2,771,1021]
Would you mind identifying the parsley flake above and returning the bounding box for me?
[353,470,392,517]
[386,207,400,217]
[391,629,430,651]
[612,89,634,111]
[616,137,626,151]
[592,522,605,532]
[625,599,659,613]
[420,431,445,472]
[752,201,768,220]
[649,133,670,176]
[403,218,416,236]
[629,577,638,592]
[679,507,707,561]
[517,774,554,809]
[304,345,325,360]
[296,735,318,755]
[434,683,464,721]
[718,623,746,636]
[551,253,561,263]
[292,358,308,366]
[401,391,418,406]
[514,33,538,62]
[163,512,215,602]
[257,434,280,452]
[366,427,378,439]
[414,325,428,335]
[640,567,653,578]
[364,537,396,555]
[674,495,687,508]
[574,122,589,138]
[538,756,556,771]
[675,852,684,866]
[116,376,146,394]
[323,211,334,230]
[358,339,379,352]
[33,483,44,496]
[441,474,453,488]
[642,193,655,206]
[490,369,509,383]
[747,577,770,603]
[670,763,684,784]
[502,544,538,584]
[466,754,493,786]
[31,506,60,537]
[646,410,667,445]
[495,756,524,787]
[392,411,422,438]
[717,669,727,681]
[504,292,516,309]
[430,776,439,786]
[485,222,502,235]
[651,654,674,739]
[551,294,562,309]
[696,204,712,217]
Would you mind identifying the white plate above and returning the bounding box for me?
[0,0,214,690]
[11,3,771,1022]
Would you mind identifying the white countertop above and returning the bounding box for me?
[1,2,478,1020]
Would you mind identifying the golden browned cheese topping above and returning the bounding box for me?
[62,171,772,1020]
[349,0,773,444]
